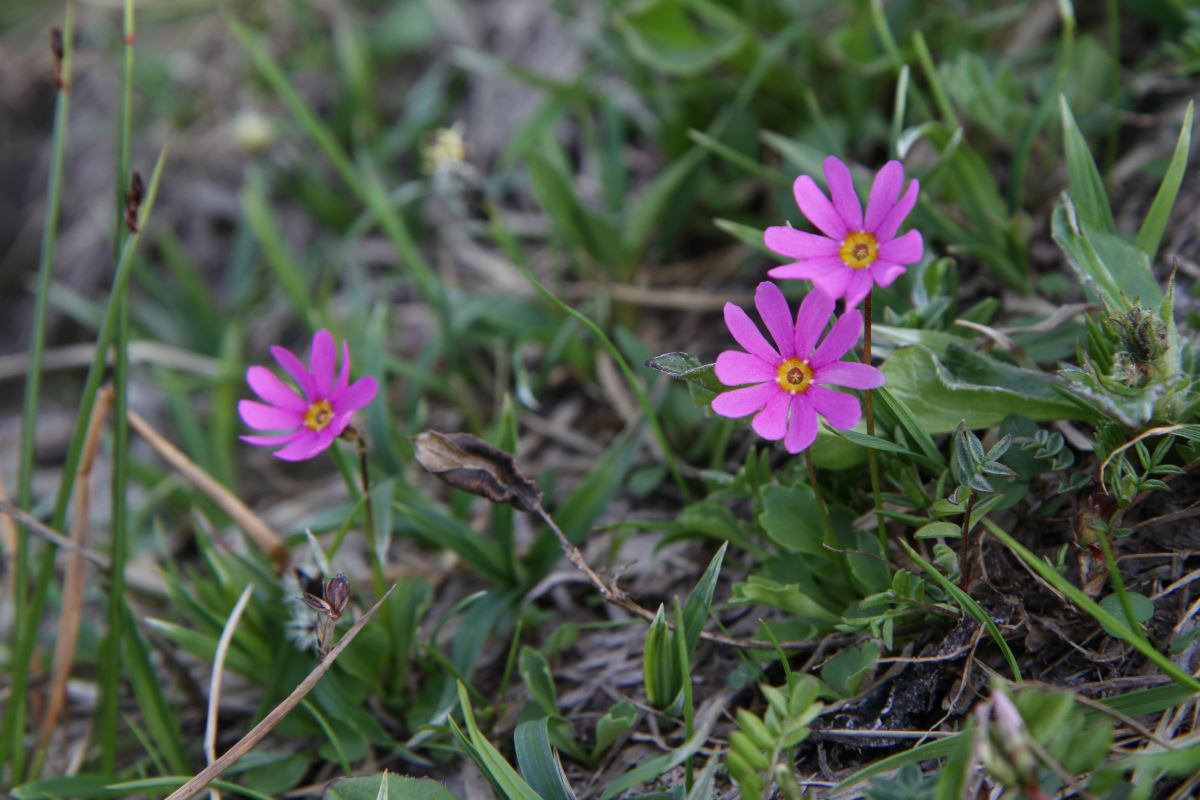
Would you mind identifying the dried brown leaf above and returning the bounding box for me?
[414,430,541,512]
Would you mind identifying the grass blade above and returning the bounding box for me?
[1060,95,1118,234]
[1134,100,1193,261]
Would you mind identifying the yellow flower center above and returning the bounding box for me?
[304,399,334,431]
[776,358,813,394]
[839,231,879,270]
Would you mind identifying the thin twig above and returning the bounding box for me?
[127,409,287,565]
[205,584,255,800]
[164,584,396,800]
[533,503,832,652]
[0,500,108,570]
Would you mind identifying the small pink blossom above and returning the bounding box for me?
[712,282,884,454]
[765,156,923,309]
[238,329,378,461]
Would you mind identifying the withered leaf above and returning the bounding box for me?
[414,430,542,512]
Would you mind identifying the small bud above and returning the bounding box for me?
[124,170,144,233]
[325,573,351,618]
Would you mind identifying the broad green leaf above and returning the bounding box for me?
[323,774,460,800]
[758,484,825,555]
[731,576,840,623]
[645,352,724,395]
[1060,95,1117,234]
[1098,592,1155,637]
[614,0,747,76]
[1136,101,1193,260]
[514,719,577,800]
[820,641,880,697]
[1052,197,1161,312]
[881,345,1091,433]
[916,521,963,539]
[593,701,638,758]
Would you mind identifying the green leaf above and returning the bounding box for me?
[593,701,638,758]
[1098,592,1155,637]
[1060,95,1117,234]
[645,352,724,395]
[916,521,963,540]
[518,647,559,718]
[528,150,622,268]
[758,484,825,555]
[731,576,840,623]
[614,0,747,76]
[1135,101,1193,260]
[322,774,460,800]
[514,719,578,800]
[643,605,680,709]
[450,682,544,800]
[820,641,880,697]
[681,542,727,657]
[714,217,774,253]
[881,345,1091,433]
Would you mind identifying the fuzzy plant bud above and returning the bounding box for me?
[1107,305,1168,388]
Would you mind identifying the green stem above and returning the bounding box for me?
[1094,522,1144,640]
[863,292,888,560]
[98,0,136,772]
[4,2,74,780]
[353,430,386,596]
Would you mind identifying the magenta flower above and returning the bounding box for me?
[712,282,884,454]
[764,156,922,309]
[238,330,378,461]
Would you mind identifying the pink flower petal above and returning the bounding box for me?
[752,391,790,440]
[811,309,863,367]
[712,382,775,418]
[271,345,316,400]
[784,397,819,454]
[879,229,923,265]
[793,289,834,359]
[246,366,307,412]
[814,361,884,389]
[824,156,863,231]
[272,430,331,462]
[716,351,776,386]
[763,227,840,259]
[843,270,875,310]
[754,282,795,359]
[241,431,306,446]
[329,410,355,437]
[332,375,378,414]
[864,161,903,233]
[768,258,841,281]
[239,400,302,431]
[809,385,861,429]
[724,302,779,363]
[869,260,907,288]
[336,341,351,394]
[811,267,853,302]
[793,175,848,240]
[310,329,337,398]
[876,178,919,241]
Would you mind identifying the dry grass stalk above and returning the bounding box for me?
[205,583,255,800]
[126,408,288,566]
[35,386,114,762]
[163,584,396,800]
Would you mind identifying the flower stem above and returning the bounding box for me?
[863,291,888,560]
[350,428,385,596]
[804,449,836,552]
[1095,521,1144,640]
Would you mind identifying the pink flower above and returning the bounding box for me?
[238,329,378,461]
[764,156,923,309]
[712,282,884,454]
